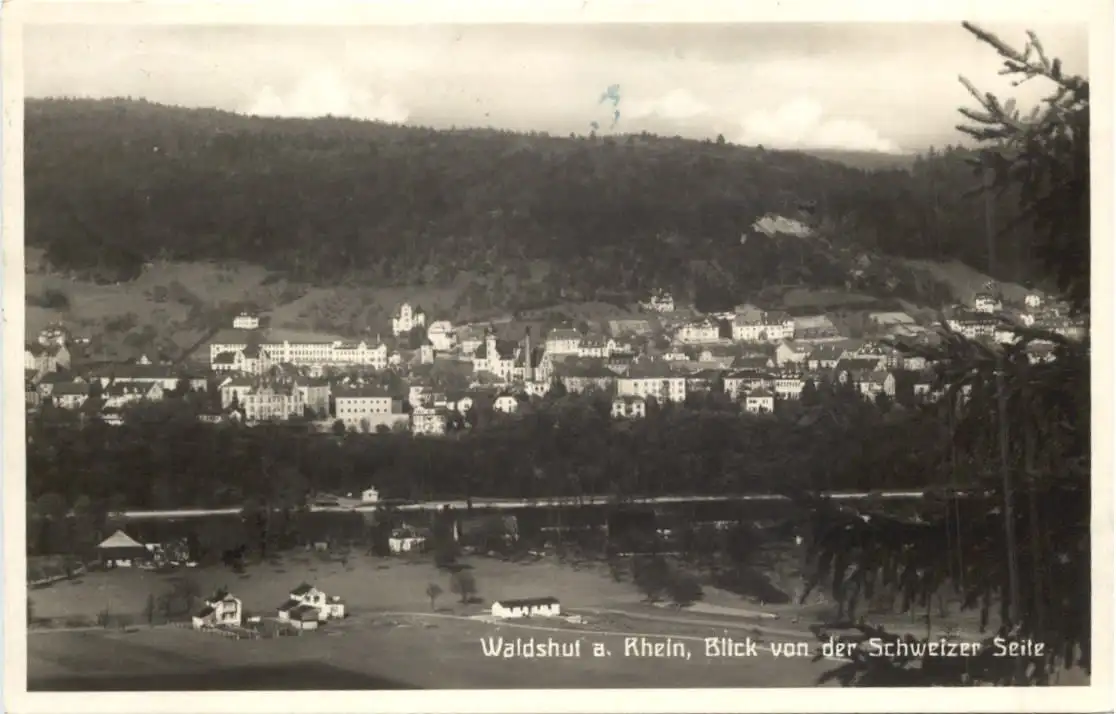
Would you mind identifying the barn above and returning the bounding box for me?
[491,596,561,619]
[96,530,151,568]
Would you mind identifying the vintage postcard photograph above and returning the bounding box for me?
[2,0,1111,712]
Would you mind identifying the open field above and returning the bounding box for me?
[27,551,642,624]
[900,258,1029,305]
[28,611,835,690]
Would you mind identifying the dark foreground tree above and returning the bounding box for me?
[800,23,1091,686]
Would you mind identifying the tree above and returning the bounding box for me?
[667,571,704,608]
[449,570,477,604]
[143,593,156,625]
[801,24,1091,687]
[956,22,1089,313]
[331,419,346,436]
[425,583,443,611]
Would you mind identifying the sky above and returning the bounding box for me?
[23,22,1089,154]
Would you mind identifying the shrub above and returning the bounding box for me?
[449,571,478,603]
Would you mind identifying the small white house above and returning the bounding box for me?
[192,591,243,630]
[491,596,562,619]
[361,487,380,504]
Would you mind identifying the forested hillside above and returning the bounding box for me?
[26,98,1039,309]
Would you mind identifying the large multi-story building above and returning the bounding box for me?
[241,385,305,422]
[210,338,387,371]
[334,386,407,431]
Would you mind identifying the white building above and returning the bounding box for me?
[392,302,427,336]
[611,396,647,419]
[277,583,347,623]
[733,312,795,343]
[209,339,387,370]
[676,319,721,345]
[617,365,687,403]
[242,385,305,422]
[744,389,775,414]
[974,293,1003,314]
[491,596,562,619]
[233,312,260,330]
[192,591,243,630]
[640,291,675,313]
[493,394,520,414]
[545,329,583,356]
[427,320,457,351]
[1025,293,1043,310]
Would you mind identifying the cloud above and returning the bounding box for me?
[736,97,900,153]
[242,71,409,124]
[626,88,712,121]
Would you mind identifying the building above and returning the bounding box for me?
[493,394,520,414]
[545,328,583,356]
[427,320,457,351]
[577,335,612,359]
[806,346,844,371]
[50,382,91,409]
[233,312,260,330]
[277,583,347,623]
[1025,293,1043,310]
[97,530,150,568]
[732,312,794,343]
[242,385,305,422]
[677,318,721,345]
[25,342,71,376]
[640,290,675,313]
[974,293,1003,314]
[361,487,380,503]
[472,328,519,381]
[292,378,331,417]
[617,363,686,403]
[491,596,562,619]
[724,370,774,399]
[411,405,449,435]
[774,340,812,367]
[744,389,775,414]
[335,386,406,431]
[946,312,997,339]
[209,336,387,371]
[555,360,617,394]
[219,376,256,408]
[773,374,805,400]
[392,302,426,336]
[611,396,647,419]
[102,382,164,409]
[192,591,243,630]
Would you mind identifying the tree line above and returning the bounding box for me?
[27,379,947,518]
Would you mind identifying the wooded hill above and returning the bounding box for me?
[26,98,1040,311]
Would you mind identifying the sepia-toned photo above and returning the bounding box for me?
[2,1,1109,711]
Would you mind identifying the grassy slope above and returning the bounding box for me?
[27,254,1014,354]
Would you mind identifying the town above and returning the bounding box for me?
[25,287,1084,434]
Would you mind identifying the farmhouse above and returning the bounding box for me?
[427,320,457,351]
[277,583,347,624]
[491,596,562,619]
[97,530,150,568]
[192,590,243,630]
